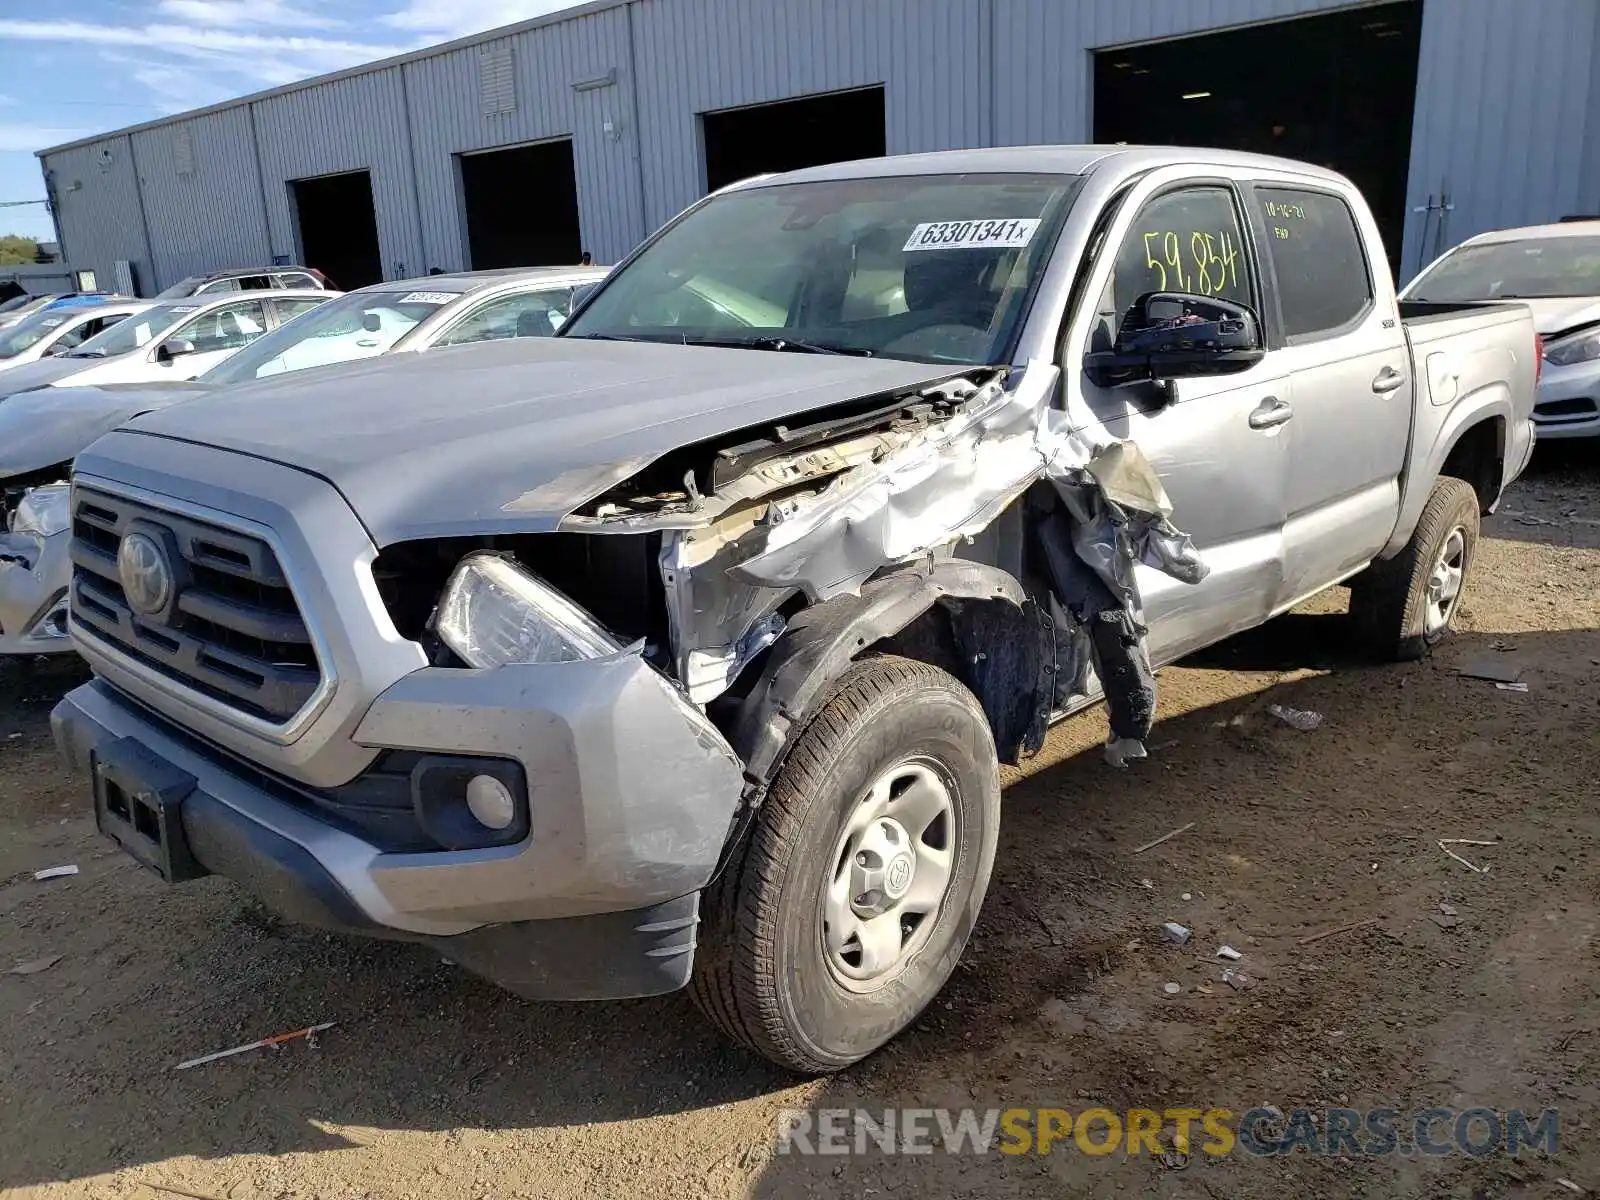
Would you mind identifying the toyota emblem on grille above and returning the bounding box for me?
[118,532,174,616]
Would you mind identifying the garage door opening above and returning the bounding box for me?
[702,86,886,194]
[1093,1,1422,274]
[290,170,382,290]
[459,139,581,269]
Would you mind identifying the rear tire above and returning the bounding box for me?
[1350,475,1480,661]
[689,655,999,1074]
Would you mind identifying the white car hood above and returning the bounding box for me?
[1518,296,1600,337]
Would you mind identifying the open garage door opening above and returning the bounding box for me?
[1094,1,1422,274]
[290,170,382,290]
[459,139,581,269]
[702,86,887,194]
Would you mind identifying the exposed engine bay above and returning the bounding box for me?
[373,360,1208,768]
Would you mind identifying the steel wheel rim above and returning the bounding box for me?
[1424,526,1467,636]
[820,755,959,993]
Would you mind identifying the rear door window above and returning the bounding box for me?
[437,288,577,345]
[177,300,270,352]
[270,297,327,325]
[1254,188,1374,340]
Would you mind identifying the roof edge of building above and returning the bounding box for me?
[35,0,630,159]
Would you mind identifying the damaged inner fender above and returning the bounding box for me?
[377,362,1209,770]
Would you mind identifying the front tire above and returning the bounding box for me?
[690,655,1000,1074]
[1350,475,1480,661]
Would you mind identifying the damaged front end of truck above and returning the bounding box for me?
[375,359,1208,811]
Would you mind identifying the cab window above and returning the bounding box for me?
[438,288,577,346]
[1098,186,1256,344]
[53,312,129,351]
[270,297,327,325]
[1255,187,1373,340]
[172,300,269,353]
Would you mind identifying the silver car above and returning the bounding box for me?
[0,266,607,657]
[1404,220,1600,439]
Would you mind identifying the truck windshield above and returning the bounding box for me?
[1408,235,1600,301]
[203,290,455,384]
[62,302,195,358]
[564,172,1079,365]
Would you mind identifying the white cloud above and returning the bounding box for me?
[380,0,578,41]
[0,122,89,152]
[0,20,406,68]
[154,0,345,30]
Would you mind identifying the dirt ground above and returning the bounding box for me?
[2,446,1596,1200]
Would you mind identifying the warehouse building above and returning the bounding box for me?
[36,0,1600,296]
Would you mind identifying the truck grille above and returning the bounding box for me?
[68,486,322,724]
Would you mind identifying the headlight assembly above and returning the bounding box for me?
[1544,329,1600,367]
[8,484,71,539]
[434,551,621,667]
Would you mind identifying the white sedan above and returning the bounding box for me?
[0,289,337,400]
[0,299,151,373]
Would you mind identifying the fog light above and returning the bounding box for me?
[465,774,516,830]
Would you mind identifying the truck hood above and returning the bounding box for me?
[117,338,962,543]
[0,381,210,479]
[0,354,97,399]
[1518,296,1600,337]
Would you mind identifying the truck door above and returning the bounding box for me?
[1247,183,1411,605]
[1063,180,1291,664]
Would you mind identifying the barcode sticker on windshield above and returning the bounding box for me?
[903,218,1040,252]
[398,291,455,305]
[169,306,198,313]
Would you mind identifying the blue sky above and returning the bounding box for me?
[0,0,578,244]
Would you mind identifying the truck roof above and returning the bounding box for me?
[731,144,1351,189]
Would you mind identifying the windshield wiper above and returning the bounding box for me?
[688,336,873,357]
[62,348,109,358]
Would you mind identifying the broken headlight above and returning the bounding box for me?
[8,484,70,539]
[434,552,622,667]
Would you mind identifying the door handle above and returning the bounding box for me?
[1248,396,1294,430]
[1372,365,1406,393]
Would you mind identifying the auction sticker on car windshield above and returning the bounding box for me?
[904,218,1040,252]
[398,291,456,305]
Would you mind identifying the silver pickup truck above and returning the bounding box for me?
[52,147,1536,1074]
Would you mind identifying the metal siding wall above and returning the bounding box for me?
[131,107,269,292]
[1405,0,1600,278]
[629,0,988,230]
[252,71,424,280]
[1582,11,1600,215]
[403,5,645,269]
[40,139,150,295]
[39,0,1600,292]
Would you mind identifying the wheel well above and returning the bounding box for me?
[876,596,1051,765]
[1439,417,1505,513]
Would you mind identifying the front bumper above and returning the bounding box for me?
[54,661,746,1000]
[1532,359,1600,440]
[0,528,71,656]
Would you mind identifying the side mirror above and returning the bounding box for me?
[156,338,196,364]
[1085,292,1264,391]
[361,311,383,333]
